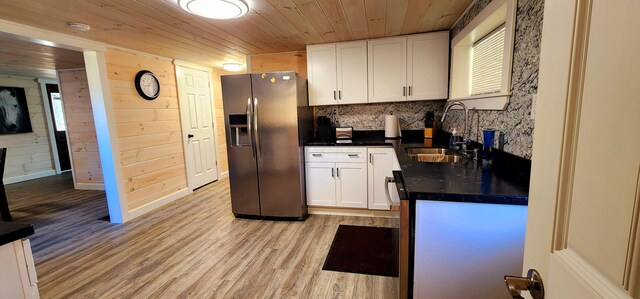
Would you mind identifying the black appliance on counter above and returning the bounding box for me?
[316,116,334,141]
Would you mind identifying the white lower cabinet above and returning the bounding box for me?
[335,162,368,208]
[367,148,401,210]
[305,146,398,210]
[306,162,337,206]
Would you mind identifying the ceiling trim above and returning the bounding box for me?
[0,19,106,52]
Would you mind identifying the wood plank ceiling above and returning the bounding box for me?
[0,0,473,70]
[0,35,85,78]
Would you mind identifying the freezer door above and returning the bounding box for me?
[251,72,306,218]
[221,74,260,216]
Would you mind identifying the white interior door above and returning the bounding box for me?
[521,1,640,298]
[177,66,218,190]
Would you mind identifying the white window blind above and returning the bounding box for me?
[471,25,506,96]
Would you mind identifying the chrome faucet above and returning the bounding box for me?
[441,101,478,160]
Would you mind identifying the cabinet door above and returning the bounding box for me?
[305,162,337,206]
[367,148,400,210]
[337,40,368,104]
[336,162,368,208]
[368,36,407,103]
[407,32,450,101]
[307,44,337,106]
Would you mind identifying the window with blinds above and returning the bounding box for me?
[471,25,506,96]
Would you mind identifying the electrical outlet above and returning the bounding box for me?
[531,94,537,120]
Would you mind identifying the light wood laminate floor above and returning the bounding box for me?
[5,173,398,298]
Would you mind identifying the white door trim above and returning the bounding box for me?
[174,61,220,190]
[37,78,63,174]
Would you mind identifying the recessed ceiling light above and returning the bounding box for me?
[223,63,244,72]
[67,22,91,32]
[179,0,249,19]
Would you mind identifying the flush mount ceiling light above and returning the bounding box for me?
[67,22,91,32]
[223,63,243,72]
[179,0,249,19]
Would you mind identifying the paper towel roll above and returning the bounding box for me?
[385,115,401,138]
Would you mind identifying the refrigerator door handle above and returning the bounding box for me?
[246,97,255,160]
[253,97,261,159]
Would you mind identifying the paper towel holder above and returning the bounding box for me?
[385,113,402,139]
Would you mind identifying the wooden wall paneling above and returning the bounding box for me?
[249,51,308,78]
[211,69,229,175]
[364,0,387,39]
[58,69,104,187]
[341,0,370,40]
[0,75,55,182]
[105,48,188,211]
[314,0,354,41]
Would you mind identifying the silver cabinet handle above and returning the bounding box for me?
[369,153,373,164]
[337,168,340,178]
[385,176,396,206]
[338,90,342,100]
[331,168,335,178]
[504,269,545,299]
[409,86,412,96]
[312,153,322,157]
[333,90,336,100]
[246,98,255,160]
[403,86,406,96]
[348,154,359,158]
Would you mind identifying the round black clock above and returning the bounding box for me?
[134,70,160,100]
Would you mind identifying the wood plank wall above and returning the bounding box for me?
[105,49,188,211]
[0,75,54,181]
[211,69,228,175]
[249,51,308,78]
[58,69,104,188]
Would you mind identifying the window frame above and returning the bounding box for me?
[448,0,517,110]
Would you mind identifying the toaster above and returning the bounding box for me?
[335,127,353,139]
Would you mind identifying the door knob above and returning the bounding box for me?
[504,269,545,299]
[188,134,194,138]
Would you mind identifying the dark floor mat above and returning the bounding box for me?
[322,225,399,277]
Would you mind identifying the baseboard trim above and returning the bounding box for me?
[75,183,105,191]
[219,171,229,179]
[3,170,56,185]
[126,188,192,221]
[308,207,399,218]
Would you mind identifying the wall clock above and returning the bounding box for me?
[134,70,160,100]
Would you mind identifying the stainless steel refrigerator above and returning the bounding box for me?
[221,72,313,220]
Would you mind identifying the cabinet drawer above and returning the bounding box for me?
[305,147,367,163]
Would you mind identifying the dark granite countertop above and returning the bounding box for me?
[0,222,35,247]
[305,130,530,206]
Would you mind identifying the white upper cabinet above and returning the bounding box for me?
[407,32,450,101]
[336,41,368,104]
[308,31,450,105]
[307,43,338,106]
[307,41,368,106]
[368,36,407,103]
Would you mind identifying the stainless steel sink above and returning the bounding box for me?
[406,148,463,163]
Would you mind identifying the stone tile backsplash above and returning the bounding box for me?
[443,0,544,159]
[315,101,446,131]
